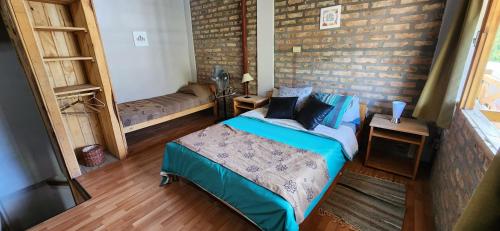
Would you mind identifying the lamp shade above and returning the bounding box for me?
[391,101,406,123]
[242,73,254,83]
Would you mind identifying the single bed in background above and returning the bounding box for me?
[118,83,217,133]
[161,91,367,230]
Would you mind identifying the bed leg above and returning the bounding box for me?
[160,172,178,186]
[160,175,170,186]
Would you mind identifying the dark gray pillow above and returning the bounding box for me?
[296,96,334,130]
[266,97,298,119]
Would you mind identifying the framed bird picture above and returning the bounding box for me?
[320,5,341,30]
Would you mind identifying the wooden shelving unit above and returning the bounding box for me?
[34,26,87,32]
[1,0,128,179]
[43,56,94,62]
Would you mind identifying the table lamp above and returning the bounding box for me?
[242,73,254,98]
[391,101,406,124]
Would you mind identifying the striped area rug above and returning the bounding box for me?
[319,170,406,231]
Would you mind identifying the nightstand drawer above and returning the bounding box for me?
[234,101,255,110]
[371,128,422,145]
[233,95,269,116]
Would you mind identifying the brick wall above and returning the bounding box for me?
[274,0,445,113]
[190,0,257,94]
[430,109,494,230]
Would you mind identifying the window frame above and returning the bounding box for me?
[460,0,500,124]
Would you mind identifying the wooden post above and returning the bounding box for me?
[70,0,128,159]
[241,0,248,74]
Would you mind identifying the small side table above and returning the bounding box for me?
[233,95,269,116]
[365,114,429,180]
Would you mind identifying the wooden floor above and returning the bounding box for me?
[125,109,216,155]
[31,121,434,231]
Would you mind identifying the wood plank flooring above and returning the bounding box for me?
[125,109,216,155]
[31,121,433,231]
[32,145,258,231]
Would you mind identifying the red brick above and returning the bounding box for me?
[346,3,369,11]
[415,21,442,29]
[423,3,444,11]
[390,6,418,15]
[383,24,410,31]
[400,14,427,22]
[344,19,368,27]
[372,0,397,8]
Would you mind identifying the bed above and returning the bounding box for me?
[161,102,366,231]
[118,83,217,133]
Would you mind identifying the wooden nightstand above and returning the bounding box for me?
[233,95,269,116]
[365,114,429,180]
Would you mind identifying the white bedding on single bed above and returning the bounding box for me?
[341,121,357,133]
[241,108,359,160]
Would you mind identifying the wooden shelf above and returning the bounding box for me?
[235,104,255,110]
[371,128,422,145]
[234,95,268,104]
[365,151,414,178]
[28,0,75,5]
[53,84,101,96]
[370,114,429,136]
[233,95,269,117]
[34,26,87,32]
[43,56,93,62]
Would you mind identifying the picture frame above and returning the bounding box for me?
[320,5,341,30]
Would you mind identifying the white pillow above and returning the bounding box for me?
[272,88,279,97]
[278,86,313,111]
[342,96,361,124]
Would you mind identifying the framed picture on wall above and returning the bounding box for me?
[320,5,341,30]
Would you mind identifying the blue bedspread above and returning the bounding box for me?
[162,116,346,231]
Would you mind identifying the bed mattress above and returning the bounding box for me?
[118,93,210,127]
[162,114,357,230]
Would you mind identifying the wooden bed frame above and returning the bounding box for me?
[300,103,368,229]
[166,103,368,230]
[122,84,218,133]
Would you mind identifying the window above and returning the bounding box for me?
[461,0,500,154]
[462,0,500,130]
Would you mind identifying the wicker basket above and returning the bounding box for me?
[79,145,104,167]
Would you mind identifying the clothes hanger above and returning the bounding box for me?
[83,93,105,109]
[60,99,81,112]
[59,93,105,115]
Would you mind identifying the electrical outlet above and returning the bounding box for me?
[292,46,302,53]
